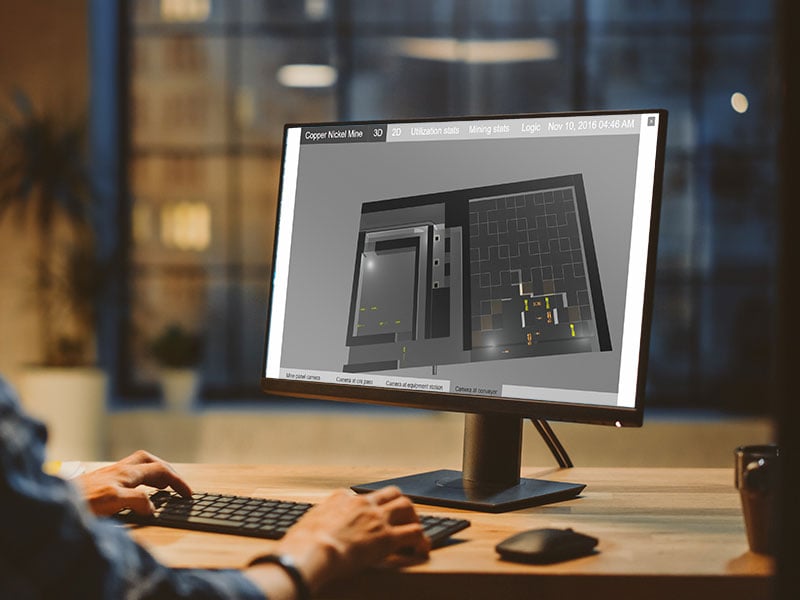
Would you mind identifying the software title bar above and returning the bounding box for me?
[299,114,657,145]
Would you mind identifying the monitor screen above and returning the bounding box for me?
[262,109,667,511]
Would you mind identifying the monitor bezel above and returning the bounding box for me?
[261,108,668,429]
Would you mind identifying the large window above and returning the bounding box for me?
[118,0,778,413]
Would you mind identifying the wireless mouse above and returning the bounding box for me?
[495,527,598,564]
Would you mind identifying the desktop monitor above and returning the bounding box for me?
[262,109,668,512]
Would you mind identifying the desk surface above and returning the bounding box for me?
[104,464,773,600]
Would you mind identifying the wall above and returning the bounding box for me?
[0,0,89,387]
[105,409,774,469]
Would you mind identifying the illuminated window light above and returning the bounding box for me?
[160,201,211,251]
[161,0,211,22]
[731,92,749,114]
[235,87,256,127]
[276,64,338,88]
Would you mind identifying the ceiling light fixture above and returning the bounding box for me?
[276,64,338,88]
[731,91,749,114]
[394,37,558,64]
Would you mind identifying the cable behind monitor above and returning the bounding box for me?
[530,419,574,468]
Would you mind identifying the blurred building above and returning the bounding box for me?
[0,1,780,463]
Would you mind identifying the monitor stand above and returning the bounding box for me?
[351,413,585,512]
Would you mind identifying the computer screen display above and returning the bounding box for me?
[263,110,666,429]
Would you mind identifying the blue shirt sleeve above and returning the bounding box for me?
[0,376,266,599]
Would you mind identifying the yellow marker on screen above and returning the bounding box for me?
[570,323,576,337]
[545,297,550,309]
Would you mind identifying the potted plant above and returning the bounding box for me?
[0,90,109,459]
[149,323,204,411]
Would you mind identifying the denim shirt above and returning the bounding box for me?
[0,377,265,599]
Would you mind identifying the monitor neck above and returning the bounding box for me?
[462,413,522,490]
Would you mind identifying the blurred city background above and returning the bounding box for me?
[0,0,778,464]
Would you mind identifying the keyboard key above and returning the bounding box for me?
[189,516,244,529]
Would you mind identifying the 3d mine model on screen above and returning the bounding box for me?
[344,174,612,374]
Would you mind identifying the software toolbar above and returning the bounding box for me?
[300,114,657,145]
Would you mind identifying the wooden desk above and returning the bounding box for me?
[109,465,772,600]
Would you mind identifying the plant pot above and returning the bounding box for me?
[19,366,108,461]
[159,368,200,412]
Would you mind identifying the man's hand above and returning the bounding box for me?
[75,450,192,516]
[250,486,430,595]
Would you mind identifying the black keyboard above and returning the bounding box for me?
[117,490,470,548]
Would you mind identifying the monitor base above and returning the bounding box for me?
[352,469,585,513]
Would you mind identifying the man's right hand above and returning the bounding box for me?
[246,486,430,596]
